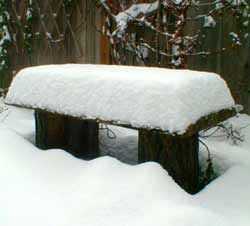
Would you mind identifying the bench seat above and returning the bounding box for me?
[5,64,236,194]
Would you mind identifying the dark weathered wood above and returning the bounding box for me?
[185,109,236,136]
[35,111,67,150]
[66,117,99,159]
[11,103,236,136]
[35,111,99,159]
[138,130,199,194]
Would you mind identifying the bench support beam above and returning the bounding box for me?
[138,130,199,194]
[35,111,99,159]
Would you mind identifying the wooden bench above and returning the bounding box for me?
[6,64,236,194]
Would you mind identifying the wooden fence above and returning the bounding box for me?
[4,0,100,87]
[187,5,250,114]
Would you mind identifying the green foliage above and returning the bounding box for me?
[24,0,35,58]
[0,0,11,79]
[63,0,77,14]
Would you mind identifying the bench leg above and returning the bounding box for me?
[35,111,99,159]
[35,111,67,150]
[138,130,199,194]
[66,117,99,159]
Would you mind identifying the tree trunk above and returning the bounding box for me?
[138,130,199,194]
[35,111,99,159]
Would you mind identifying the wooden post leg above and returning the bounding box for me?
[35,111,99,159]
[138,130,199,194]
[66,118,99,159]
[35,111,67,150]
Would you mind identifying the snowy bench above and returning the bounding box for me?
[5,64,236,194]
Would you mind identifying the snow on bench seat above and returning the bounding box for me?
[5,64,235,134]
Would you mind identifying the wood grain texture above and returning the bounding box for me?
[138,130,199,194]
[35,111,99,159]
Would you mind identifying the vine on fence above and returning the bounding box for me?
[0,1,11,83]
[0,0,82,87]
[63,0,77,13]
[24,0,35,59]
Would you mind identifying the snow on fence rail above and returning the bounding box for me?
[5,64,235,134]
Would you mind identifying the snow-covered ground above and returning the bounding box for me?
[0,104,250,226]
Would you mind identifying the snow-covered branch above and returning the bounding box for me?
[99,0,250,67]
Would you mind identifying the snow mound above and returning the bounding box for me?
[6,64,235,133]
[1,126,250,226]
[1,105,250,226]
